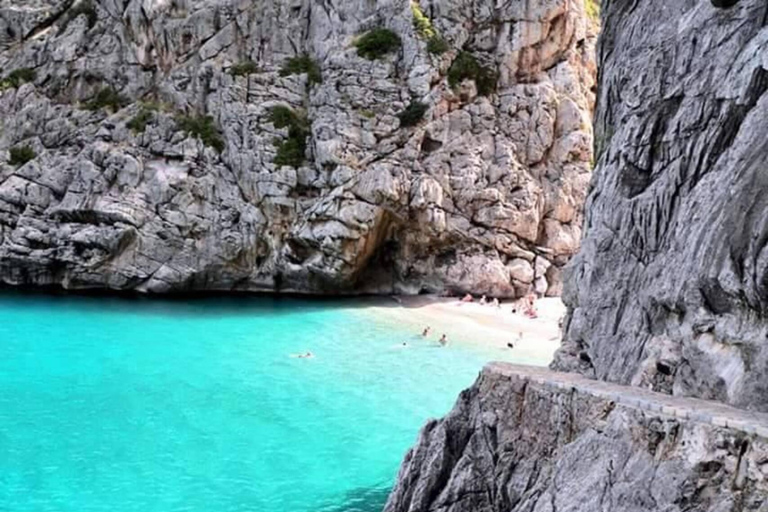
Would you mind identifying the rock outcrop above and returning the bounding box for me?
[385,364,768,512]
[0,0,595,296]
[554,0,768,411]
[385,1,768,510]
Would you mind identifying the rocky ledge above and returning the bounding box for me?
[384,363,768,512]
[0,0,595,296]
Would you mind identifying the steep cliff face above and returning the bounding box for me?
[385,364,768,512]
[385,2,768,510]
[553,0,768,410]
[0,0,594,295]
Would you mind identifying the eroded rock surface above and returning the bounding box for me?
[553,0,768,411]
[385,364,768,512]
[0,0,594,295]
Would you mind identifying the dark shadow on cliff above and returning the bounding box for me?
[0,283,467,319]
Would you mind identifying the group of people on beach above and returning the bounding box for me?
[459,292,539,319]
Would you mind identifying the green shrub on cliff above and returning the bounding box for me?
[447,51,497,96]
[8,145,36,167]
[229,60,259,77]
[426,36,449,55]
[355,28,401,60]
[85,87,129,112]
[0,68,36,90]
[586,0,600,23]
[411,2,448,55]
[61,0,98,32]
[397,101,429,128]
[280,55,322,85]
[269,106,310,168]
[175,114,225,152]
[127,108,155,133]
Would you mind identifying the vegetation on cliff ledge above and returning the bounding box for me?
[85,87,129,112]
[229,60,259,77]
[8,145,36,167]
[270,106,310,168]
[355,28,402,60]
[175,114,225,153]
[586,0,600,23]
[61,0,98,32]
[447,52,498,96]
[411,2,449,55]
[0,68,36,90]
[280,55,322,85]
[397,101,429,128]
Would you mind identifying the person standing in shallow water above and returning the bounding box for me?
[439,334,448,346]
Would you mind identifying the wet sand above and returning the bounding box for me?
[353,295,566,367]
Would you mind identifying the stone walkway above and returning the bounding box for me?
[487,362,768,438]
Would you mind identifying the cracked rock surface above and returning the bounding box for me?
[384,365,768,512]
[0,0,594,295]
[553,0,768,411]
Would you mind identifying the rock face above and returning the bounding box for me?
[553,0,768,411]
[0,0,595,296]
[384,364,768,512]
[385,2,768,510]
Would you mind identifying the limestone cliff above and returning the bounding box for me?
[384,1,768,510]
[0,0,594,295]
[385,364,768,512]
[554,0,768,411]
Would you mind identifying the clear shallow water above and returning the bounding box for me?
[0,293,518,512]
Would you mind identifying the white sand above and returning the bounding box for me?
[353,296,566,367]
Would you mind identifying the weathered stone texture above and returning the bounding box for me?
[554,0,768,411]
[0,0,594,296]
[385,364,768,512]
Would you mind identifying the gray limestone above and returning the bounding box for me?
[0,0,595,297]
[384,364,768,512]
[553,0,768,411]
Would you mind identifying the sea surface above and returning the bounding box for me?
[0,293,525,512]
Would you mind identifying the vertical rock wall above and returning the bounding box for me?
[554,0,768,411]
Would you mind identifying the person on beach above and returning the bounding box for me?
[492,298,500,308]
[524,293,538,319]
[507,342,514,349]
[479,295,487,305]
[461,293,473,303]
[439,334,448,346]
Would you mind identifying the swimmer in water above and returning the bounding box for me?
[439,334,447,346]
[422,326,431,337]
[291,351,314,359]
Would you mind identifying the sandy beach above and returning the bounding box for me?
[353,295,566,367]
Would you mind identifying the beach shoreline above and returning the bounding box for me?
[352,295,566,367]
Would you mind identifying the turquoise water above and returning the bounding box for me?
[0,293,515,512]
